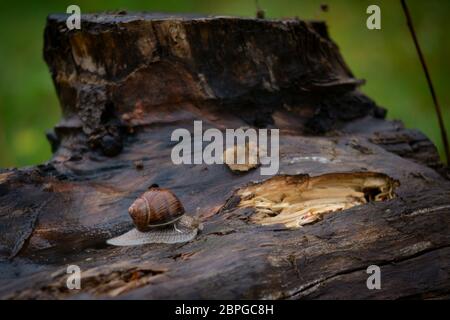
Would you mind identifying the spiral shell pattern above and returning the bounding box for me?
[128,187,185,231]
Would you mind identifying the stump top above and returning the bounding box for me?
[48,12,305,24]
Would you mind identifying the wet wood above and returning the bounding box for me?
[1,13,449,299]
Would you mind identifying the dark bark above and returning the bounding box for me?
[0,13,449,299]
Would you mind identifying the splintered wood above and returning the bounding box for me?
[238,173,398,228]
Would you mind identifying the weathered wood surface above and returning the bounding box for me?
[0,13,449,299]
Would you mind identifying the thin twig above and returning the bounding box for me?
[401,0,449,164]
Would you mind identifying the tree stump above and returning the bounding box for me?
[1,13,449,299]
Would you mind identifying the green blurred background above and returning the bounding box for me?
[0,0,449,167]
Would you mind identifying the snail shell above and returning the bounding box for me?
[128,187,185,232]
[107,187,202,246]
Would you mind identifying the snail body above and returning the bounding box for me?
[107,187,202,246]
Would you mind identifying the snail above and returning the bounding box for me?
[107,186,203,246]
